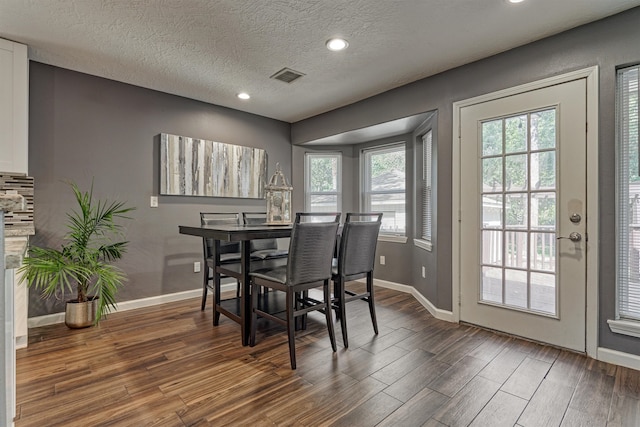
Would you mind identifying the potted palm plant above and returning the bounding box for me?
[20,181,135,328]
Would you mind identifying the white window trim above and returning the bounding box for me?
[608,319,640,338]
[304,152,342,212]
[378,235,408,244]
[414,238,432,251]
[361,142,407,237]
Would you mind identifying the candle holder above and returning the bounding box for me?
[265,163,292,224]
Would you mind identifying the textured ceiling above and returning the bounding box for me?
[1,0,640,123]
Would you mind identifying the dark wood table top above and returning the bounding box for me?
[179,223,292,241]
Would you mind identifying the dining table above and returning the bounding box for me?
[178,223,293,346]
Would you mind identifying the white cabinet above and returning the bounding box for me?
[0,39,28,174]
[0,38,27,427]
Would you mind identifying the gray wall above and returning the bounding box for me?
[291,8,640,355]
[28,62,291,317]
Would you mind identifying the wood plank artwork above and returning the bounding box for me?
[159,133,267,199]
[14,284,640,426]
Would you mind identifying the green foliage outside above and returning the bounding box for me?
[370,149,405,180]
[482,109,557,228]
[309,156,338,192]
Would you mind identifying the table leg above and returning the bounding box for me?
[240,241,251,346]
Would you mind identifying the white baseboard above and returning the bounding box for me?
[370,278,455,322]
[15,335,28,350]
[28,281,241,328]
[597,347,640,371]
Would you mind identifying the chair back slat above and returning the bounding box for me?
[338,213,382,277]
[286,212,340,286]
[200,212,240,257]
[242,212,278,251]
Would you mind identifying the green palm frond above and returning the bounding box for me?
[19,180,135,324]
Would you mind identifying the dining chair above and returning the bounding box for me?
[249,212,340,369]
[332,212,383,348]
[200,212,241,311]
[242,212,289,260]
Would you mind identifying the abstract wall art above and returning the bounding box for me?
[160,133,267,198]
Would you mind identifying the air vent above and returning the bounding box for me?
[270,68,305,83]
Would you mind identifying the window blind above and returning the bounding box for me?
[617,64,640,320]
[422,130,433,242]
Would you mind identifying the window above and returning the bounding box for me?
[617,64,640,322]
[362,143,406,235]
[304,152,342,212]
[421,130,433,244]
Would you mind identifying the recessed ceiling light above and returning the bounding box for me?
[326,38,349,51]
[508,0,525,3]
[237,92,250,100]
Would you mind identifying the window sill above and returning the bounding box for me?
[414,239,433,252]
[608,319,640,338]
[378,235,408,244]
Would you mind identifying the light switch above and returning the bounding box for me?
[150,196,158,208]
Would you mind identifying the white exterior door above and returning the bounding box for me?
[459,78,587,352]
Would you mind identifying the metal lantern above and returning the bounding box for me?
[265,163,292,224]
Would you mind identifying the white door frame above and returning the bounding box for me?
[452,67,599,358]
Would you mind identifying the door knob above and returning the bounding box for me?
[557,232,582,242]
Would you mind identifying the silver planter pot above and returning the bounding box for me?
[65,297,98,328]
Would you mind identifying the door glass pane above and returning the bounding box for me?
[531,272,556,314]
[482,194,503,228]
[479,108,558,316]
[482,157,503,192]
[530,232,556,272]
[505,231,527,268]
[505,154,527,191]
[482,266,503,303]
[505,269,528,308]
[505,193,528,229]
[531,192,556,229]
[505,115,527,153]
[531,151,556,189]
[482,120,503,156]
[482,230,502,266]
[531,109,556,150]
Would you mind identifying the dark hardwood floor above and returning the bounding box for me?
[15,284,640,426]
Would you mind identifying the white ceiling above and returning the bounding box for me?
[1,1,639,123]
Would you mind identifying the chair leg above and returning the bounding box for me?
[250,279,259,347]
[294,291,301,331]
[367,273,378,335]
[324,280,337,352]
[286,290,297,369]
[201,267,209,311]
[337,278,349,348]
[236,280,241,298]
[300,290,308,330]
[213,268,221,326]
[333,281,341,321]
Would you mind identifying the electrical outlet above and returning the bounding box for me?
[150,196,158,208]
[422,266,426,278]
[193,261,201,273]
[380,255,386,265]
